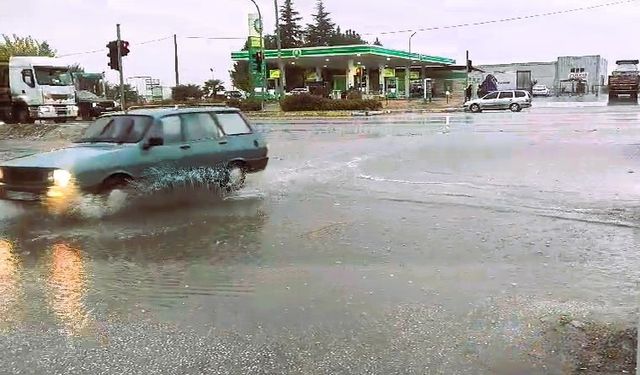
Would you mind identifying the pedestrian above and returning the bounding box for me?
[465,84,472,102]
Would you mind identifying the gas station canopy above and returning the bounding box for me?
[231,44,455,69]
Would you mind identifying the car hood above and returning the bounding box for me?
[1,144,126,170]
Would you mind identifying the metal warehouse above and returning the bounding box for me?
[473,55,608,96]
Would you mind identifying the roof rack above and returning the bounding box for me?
[127,103,228,110]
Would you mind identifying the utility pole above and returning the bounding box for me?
[274,0,286,97]
[116,24,126,111]
[174,34,180,86]
[406,32,416,100]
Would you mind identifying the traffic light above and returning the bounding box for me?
[119,40,130,57]
[254,51,263,72]
[107,41,119,71]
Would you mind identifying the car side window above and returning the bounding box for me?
[483,92,498,100]
[498,91,514,99]
[214,112,252,135]
[181,113,220,142]
[515,91,526,98]
[160,115,183,144]
[21,69,35,88]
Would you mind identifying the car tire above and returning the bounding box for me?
[510,103,521,112]
[470,104,481,113]
[100,174,132,194]
[223,163,246,191]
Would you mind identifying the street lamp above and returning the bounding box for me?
[274,0,285,97]
[406,31,417,99]
[408,31,417,53]
[249,0,266,110]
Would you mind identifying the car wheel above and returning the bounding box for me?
[223,163,246,191]
[510,103,521,112]
[100,174,132,194]
[470,104,481,113]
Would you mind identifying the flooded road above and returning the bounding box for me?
[1,106,639,374]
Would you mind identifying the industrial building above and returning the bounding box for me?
[474,55,608,96]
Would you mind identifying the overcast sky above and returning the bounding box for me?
[2,0,639,89]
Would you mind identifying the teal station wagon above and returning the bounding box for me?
[0,106,269,201]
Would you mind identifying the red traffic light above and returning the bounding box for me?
[119,41,130,57]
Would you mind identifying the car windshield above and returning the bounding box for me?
[76,115,152,143]
[33,66,73,86]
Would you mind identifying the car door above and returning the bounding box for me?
[497,91,514,109]
[480,92,499,109]
[135,115,190,178]
[212,111,261,163]
[180,112,226,170]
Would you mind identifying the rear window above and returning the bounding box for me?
[181,113,221,141]
[215,112,252,135]
[515,91,527,98]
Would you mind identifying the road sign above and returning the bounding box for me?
[269,69,281,79]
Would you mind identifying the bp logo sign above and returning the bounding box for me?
[253,19,263,34]
[292,49,302,59]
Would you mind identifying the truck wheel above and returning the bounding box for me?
[13,108,34,124]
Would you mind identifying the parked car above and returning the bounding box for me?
[286,87,310,96]
[224,91,245,100]
[0,106,269,202]
[532,85,551,97]
[76,90,120,120]
[464,90,532,113]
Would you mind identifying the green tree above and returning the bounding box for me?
[329,27,367,46]
[68,63,84,73]
[305,0,335,47]
[172,84,203,101]
[279,0,304,48]
[0,34,56,61]
[229,61,253,93]
[202,79,225,98]
[106,83,140,104]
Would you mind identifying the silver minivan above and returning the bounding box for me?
[464,90,532,113]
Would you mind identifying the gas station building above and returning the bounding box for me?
[231,44,456,98]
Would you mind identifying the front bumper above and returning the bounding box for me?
[29,105,79,119]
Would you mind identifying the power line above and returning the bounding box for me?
[364,0,640,36]
[183,36,245,40]
[58,36,172,58]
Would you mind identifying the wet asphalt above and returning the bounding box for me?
[0,105,639,374]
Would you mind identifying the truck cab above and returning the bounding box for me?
[608,59,640,103]
[0,56,78,123]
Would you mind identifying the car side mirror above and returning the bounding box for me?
[143,136,164,150]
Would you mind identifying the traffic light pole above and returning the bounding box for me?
[116,24,126,112]
[250,0,265,111]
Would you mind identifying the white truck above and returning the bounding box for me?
[0,56,78,124]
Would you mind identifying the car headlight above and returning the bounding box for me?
[51,169,72,187]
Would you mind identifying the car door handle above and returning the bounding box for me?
[180,145,191,150]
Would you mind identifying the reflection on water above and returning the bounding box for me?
[0,238,23,330]
[46,242,94,337]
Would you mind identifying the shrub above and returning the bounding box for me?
[226,98,262,112]
[280,94,382,112]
